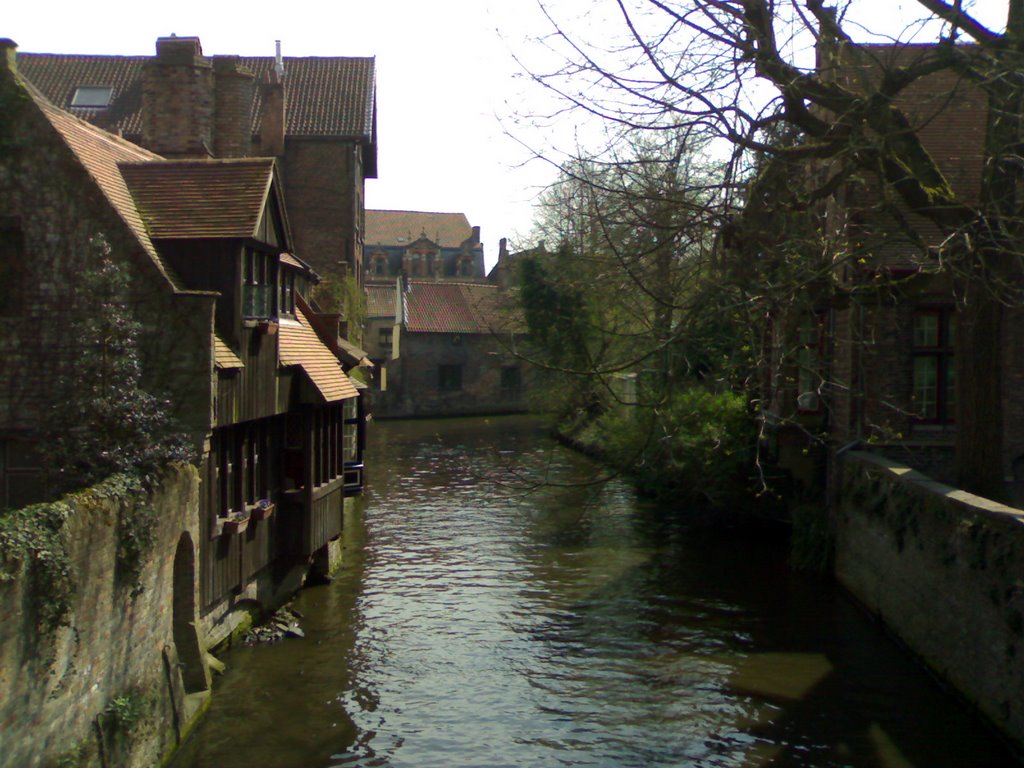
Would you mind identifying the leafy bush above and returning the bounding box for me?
[598,387,757,508]
[0,500,74,634]
[40,238,191,495]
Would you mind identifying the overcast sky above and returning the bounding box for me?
[5,0,1009,269]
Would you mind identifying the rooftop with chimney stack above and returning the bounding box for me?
[14,36,376,168]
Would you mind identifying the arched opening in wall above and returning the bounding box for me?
[173,532,210,694]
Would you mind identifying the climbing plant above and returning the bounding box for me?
[0,500,74,635]
[38,235,191,495]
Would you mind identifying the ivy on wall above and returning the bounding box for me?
[0,499,74,635]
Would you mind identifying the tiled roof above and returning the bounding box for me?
[834,44,988,260]
[243,56,375,138]
[366,283,398,318]
[120,158,275,239]
[279,306,358,402]
[25,81,186,291]
[838,44,987,206]
[336,337,372,367]
[17,52,375,140]
[214,335,244,369]
[405,281,520,334]
[17,55,147,134]
[366,210,476,249]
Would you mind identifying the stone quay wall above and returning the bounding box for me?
[0,465,205,768]
[835,451,1024,752]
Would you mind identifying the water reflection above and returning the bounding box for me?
[174,416,1016,768]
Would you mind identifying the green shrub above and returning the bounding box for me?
[598,387,757,508]
[0,501,74,634]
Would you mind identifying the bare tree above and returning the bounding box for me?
[516,0,1023,498]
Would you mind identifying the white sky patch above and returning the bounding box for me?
[3,0,1011,268]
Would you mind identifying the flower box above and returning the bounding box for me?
[251,500,276,520]
[221,512,250,535]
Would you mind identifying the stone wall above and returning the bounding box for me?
[835,451,1024,751]
[0,465,208,768]
[378,332,527,418]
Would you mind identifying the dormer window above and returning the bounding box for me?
[70,86,113,108]
[243,248,273,318]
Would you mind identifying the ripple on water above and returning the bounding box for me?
[173,417,1019,768]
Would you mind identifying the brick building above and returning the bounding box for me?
[0,40,367,672]
[17,35,377,286]
[764,43,1024,497]
[366,279,527,417]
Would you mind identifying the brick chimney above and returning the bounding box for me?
[143,36,214,157]
[259,69,286,157]
[0,39,16,78]
[213,56,255,157]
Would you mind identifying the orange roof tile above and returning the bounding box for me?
[366,283,398,318]
[26,82,186,291]
[404,281,521,334]
[366,210,476,249]
[279,306,358,401]
[18,53,375,140]
[120,158,275,239]
[214,335,244,369]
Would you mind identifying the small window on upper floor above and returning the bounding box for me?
[243,248,274,319]
[279,269,296,316]
[70,86,113,108]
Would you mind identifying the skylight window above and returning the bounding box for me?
[70,86,113,108]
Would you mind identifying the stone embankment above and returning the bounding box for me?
[0,465,207,768]
[836,451,1024,755]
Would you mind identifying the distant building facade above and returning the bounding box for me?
[364,210,485,281]
[366,279,528,417]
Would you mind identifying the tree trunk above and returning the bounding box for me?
[955,266,1005,498]
[956,0,1024,498]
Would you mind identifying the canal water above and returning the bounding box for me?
[173,416,1017,767]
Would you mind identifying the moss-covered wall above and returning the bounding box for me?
[0,465,205,768]
[835,451,1024,751]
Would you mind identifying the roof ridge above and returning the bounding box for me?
[409,279,495,287]
[19,52,150,60]
[368,208,469,216]
[119,156,276,167]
